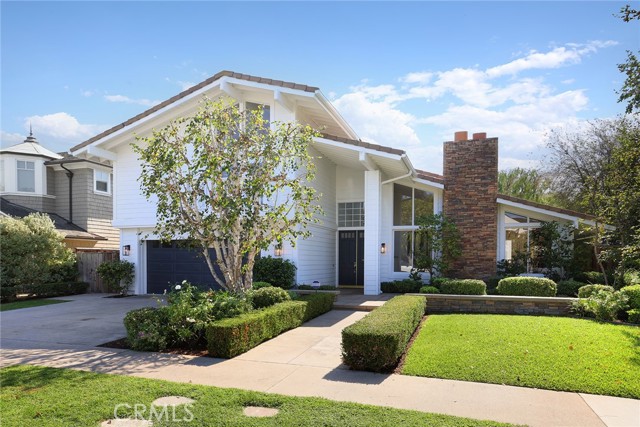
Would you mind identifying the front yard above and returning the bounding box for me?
[0,299,69,312]
[401,314,640,399]
[0,365,518,427]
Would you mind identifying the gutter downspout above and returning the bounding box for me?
[59,163,74,223]
[381,154,415,185]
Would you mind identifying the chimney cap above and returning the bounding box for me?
[454,131,468,142]
[473,132,487,140]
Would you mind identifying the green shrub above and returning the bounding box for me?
[0,286,17,302]
[249,286,291,309]
[571,290,629,321]
[623,270,640,286]
[341,295,426,372]
[251,281,272,289]
[419,286,440,294]
[97,259,135,295]
[380,279,422,293]
[575,271,611,285]
[619,285,640,309]
[496,277,557,297]
[627,308,640,324]
[296,284,314,290]
[430,277,452,288]
[440,279,487,295]
[253,256,297,289]
[556,280,587,297]
[318,285,337,290]
[124,307,169,351]
[485,276,502,291]
[16,282,88,298]
[578,284,615,299]
[299,293,335,322]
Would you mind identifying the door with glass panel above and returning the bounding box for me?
[338,230,364,286]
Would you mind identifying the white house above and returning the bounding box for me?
[70,71,594,295]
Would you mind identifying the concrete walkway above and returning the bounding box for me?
[1,294,638,427]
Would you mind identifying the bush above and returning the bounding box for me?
[575,271,611,285]
[15,282,88,298]
[0,286,17,302]
[556,280,587,297]
[619,285,640,309]
[124,307,169,351]
[419,286,440,294]
[380,279,422,293]
[253,256,297,289]
[571,290,629,321]
[0,213,77,288]
[496,277,557,297]
[578,284,615,299]
[430,277,452,288]
[440,279,487,295]
[627,308,640,324]
[318,285,337,290]
[251,281,272,289]
[299,293,335,322]
[622,270,640,286]
[296,284,314,290]
[97,259,135,295]
[249,286,291,309]
[341,295,426,372]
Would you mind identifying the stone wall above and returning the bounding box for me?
[443,131,498,279]
[418,294,575,316]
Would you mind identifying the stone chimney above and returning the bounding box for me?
[443,131,498,279]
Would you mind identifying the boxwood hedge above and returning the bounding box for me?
[577,284,615,299]
[496,277,557,297]
[440,279,487,295]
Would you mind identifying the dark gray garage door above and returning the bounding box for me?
[146,240,221,294]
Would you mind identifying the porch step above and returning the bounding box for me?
[333,303,379,312]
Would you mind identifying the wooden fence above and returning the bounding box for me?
[76,250,119,293]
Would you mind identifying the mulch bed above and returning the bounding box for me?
[97,338,209,357]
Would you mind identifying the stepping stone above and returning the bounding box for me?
[151,396,195,407]
[100,419,152,427]
[243,406,280,417]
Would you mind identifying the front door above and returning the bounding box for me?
[338,230,364,286]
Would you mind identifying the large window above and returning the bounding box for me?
[393,184,434,272]
[17,160,35,192]
[94,170,111,194]
[338,202,364,227]
[503,211,543,264]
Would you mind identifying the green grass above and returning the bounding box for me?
[402,314,640,399]
[0,365,518,427]
[0,299,69,312]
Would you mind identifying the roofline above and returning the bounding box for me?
[0,150,60,160]
[497,194,595,221]
[318,133,405,156]
[45,157,112,168]
[314,91,359,140]
[70,70,323,153]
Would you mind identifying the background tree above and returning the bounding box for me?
[498,167,553,204]
[134,98,321,293]
[414,213,461,279]
[617,5,640,114]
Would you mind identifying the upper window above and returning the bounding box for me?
[338,202,364,227]
[246,102,270,122]
[94,170,111,194]
[17,160,35,192]
[393,184,434,226]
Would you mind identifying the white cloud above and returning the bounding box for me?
[104,94,160,107]
[26,112,105,141]
[400,71,433,84]
[1,131,25,146]
[81,90,94,97]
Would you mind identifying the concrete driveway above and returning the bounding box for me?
[0,293,158,349]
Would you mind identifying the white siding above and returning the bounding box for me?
[363,170,381,295]
[336,166,364,201]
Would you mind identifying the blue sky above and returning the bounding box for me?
[1,1,637,173]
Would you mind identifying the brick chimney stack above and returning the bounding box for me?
[443,131,498,279]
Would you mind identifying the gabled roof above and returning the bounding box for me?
[1,134,62,160]
[319,133,405,156]
[497,193,596,221]
[0,197,106,241]
[415,169,444,185]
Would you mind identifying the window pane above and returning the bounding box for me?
[505,227,528,260]
[394,230,413,272]
[17,169,35,192]
[505,212,528,224]
[246,102,270,123]
[414,189,434,222]
[393,184,413,226]
[96,181,108,192]
[529,217,543,224]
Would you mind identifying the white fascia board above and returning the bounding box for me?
[86,146,117,162]
[274,89,296,112]
[314,91,360,140]
[358,152,377,171]
[313,136,404,161]
[412,177,444,189]
[497,197,580,222]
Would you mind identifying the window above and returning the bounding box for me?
[17,160,35,192]
[503,211,544,263]
[94,170,111,194]
[338,202,364,227]
[392,184,434,272]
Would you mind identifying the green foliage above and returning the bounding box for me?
[341,295,426,372]
[616,6,640,114]
[578,284,615,299]
[317,285,337,290]
[530,221,574,281]
[419,286,440,294]
[248,286,291,309]
[253,256,297,289]
[571,290,629,321]
[496,254,527,277]
[380,279,422,293]
[96,259,135,295]
[440,279,487,295]
[575,271,608,285]
[619,285,640,309]
[496,277,557,297]
[430,277,452,288]
[299,293,335,322]
[623,270,640,286]
[124,307,169,351]
[1,282,88,302]
[133,98,321,293]
[627,308,640,324]
[0,286,17,302]
[498,167,553,204]
[556,280,587,297]
[414,213,461,278]
[0,213,76,288]
[251,281,272,289]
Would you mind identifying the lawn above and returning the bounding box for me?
[401,314,640,399]
[0,299,69,312]
[0,365,518,427]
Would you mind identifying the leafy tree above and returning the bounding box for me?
[498,167,552,204]
[414,213,461,278]
[617,5,640,114]
[134,98,321,293]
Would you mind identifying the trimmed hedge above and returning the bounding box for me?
[627,309,640,324]
[124,307,168,351]
[2,282,89,302]
[380,279,422,294]
[253,256,296,289]
[619,285,640,309]
[578,284,615,299]
[575,271,611,285]
[440,279,487,295]
[206,293,334,358]
[556,280,587,297]
[419,286,440,294]
[251,281,272,289]
[249,286,291,309]
[431,277,452,288]
[341,295,426,372]
[496,277,557,297]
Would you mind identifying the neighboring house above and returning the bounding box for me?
[0,131,119,250]
[69,71,594,295]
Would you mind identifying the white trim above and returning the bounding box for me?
[497,198,581,222]
[93,168,112,195]
[314,137,405,161]
[412,177,444,189]
[314,91,359,140]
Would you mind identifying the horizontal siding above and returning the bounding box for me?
[2,194,54,212]
[114,142,158,227]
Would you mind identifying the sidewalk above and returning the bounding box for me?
[1,304,639,427]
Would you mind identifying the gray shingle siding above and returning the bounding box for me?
[2,194,55,212]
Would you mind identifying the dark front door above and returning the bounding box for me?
[338,230,364,286]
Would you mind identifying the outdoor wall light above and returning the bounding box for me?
[380,243,386,254]
[274,243,283,257]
